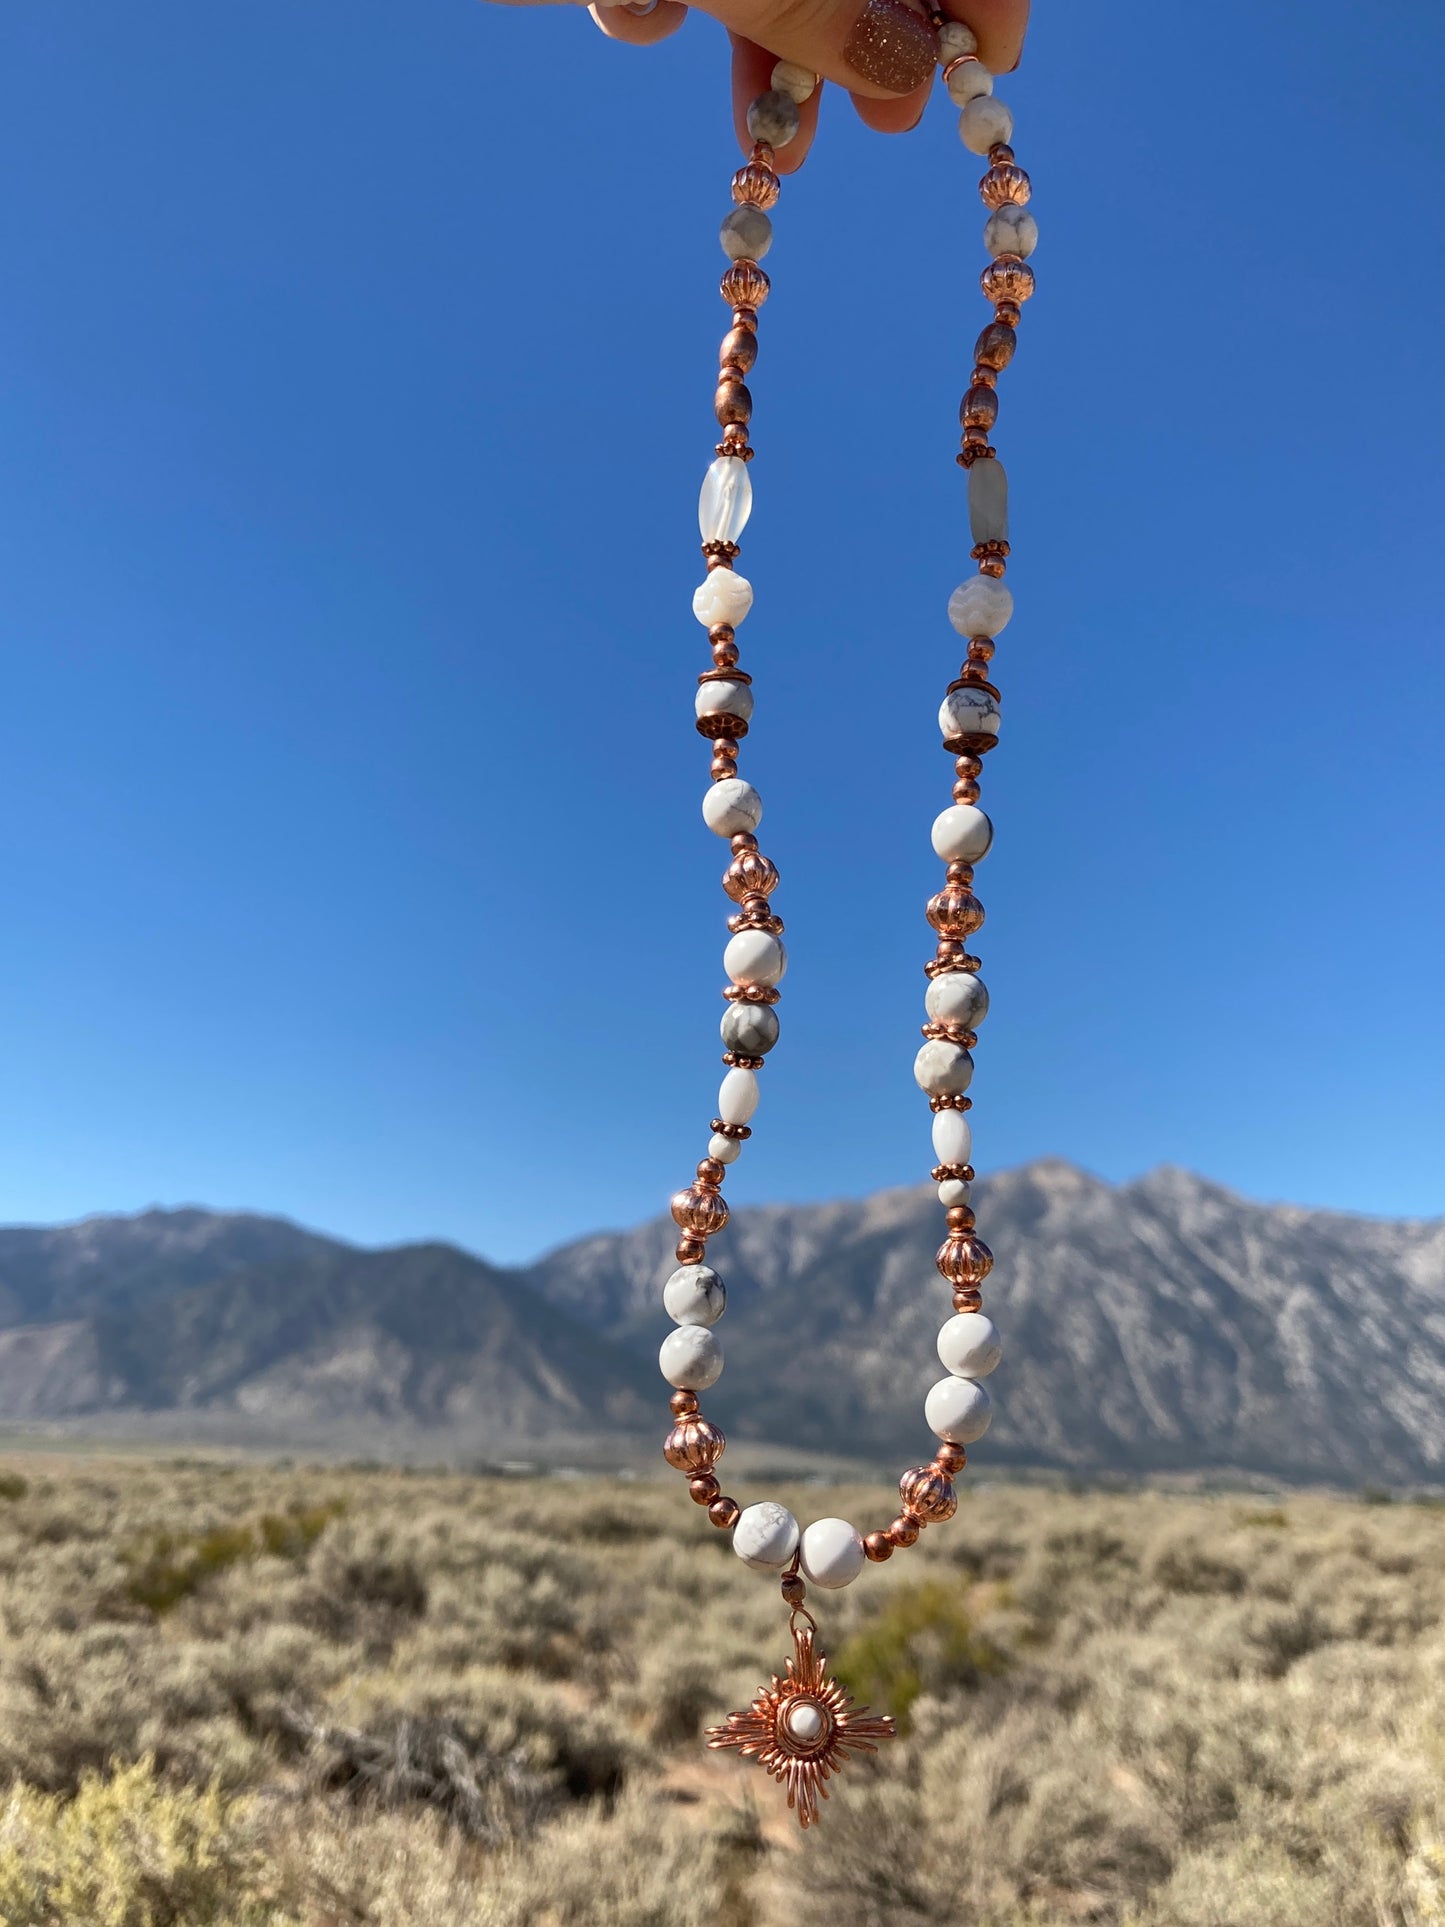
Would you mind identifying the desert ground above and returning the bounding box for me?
[0,1454,1443,1925]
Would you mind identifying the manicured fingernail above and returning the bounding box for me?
[843,0,938,93]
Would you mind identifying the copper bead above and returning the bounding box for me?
[886,1515,921,1548]
[709,1495,741,1529]
[864,1531,894,1562]
[934,1442,968,1475]
[689,1473,721,1505]
[723,848,780,902]
[671,1186,730,1238]
[720,326,759,374]
[982,257,1035,305]
[675,1237,706,1265]
[936,1233,994,1286]
[731,162,780,210]
[899,1465,958,1524]
[926,886,985,940]
[664,1414,725,1474]
[715,380,753,427]
[670,1389,699,1418]
[960,384,999,430]
[720,261,770,309]
[980,162,1031,210]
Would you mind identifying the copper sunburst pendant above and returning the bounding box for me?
[705,1614,896,1828]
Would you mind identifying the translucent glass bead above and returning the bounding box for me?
[698,456,753,545]
[959,95,1013,154]
[985,204,1038,259]
[692,570,754,628]
[945,57,992,106]
[968,457,1009,545]
[948,575,1013,637]
[721,204,773,262]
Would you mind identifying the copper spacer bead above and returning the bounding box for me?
[931,1163,972,1183]
[709,1495,741,1529]
[953,1286,985,1313]
[670,1389,699,1417]
[675,1238,706,1265]
[945,1204,976,1231]
[709,622,735,646]
[970,366,998,389]
[720,261,770,309]
[994,299,1023,327]
[664,1414,725,1473]
[946,860,974,885]
[899,1465,958,1524]
[989,142,1015,163]
[936,1232,994,1286]
[864,1532,894,1562]
[689,1473,721,1505]
[934,1441,968,1475]
[960,384,1000,430]
[710,1119,751,1140]
[696,1157,725,1186]
[720,1050,765,1070]
[886,1515,921,1548]
[696,712,749,742]
[731,161,780,211]
[712,643,740,672]
[671,1185,730,1238]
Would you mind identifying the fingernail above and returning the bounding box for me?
[843,0,938,93]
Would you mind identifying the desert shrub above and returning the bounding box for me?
[833,1578,1009,1726]
[0,1471,29,1501]
[119,1500,345,1614]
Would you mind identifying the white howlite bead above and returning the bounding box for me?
[746,89,800,149]
[659,1324,723,1390]
[786,1700,826,1742]
[968,458,1009,545]
[937,19,978,60]
[932,1109,973,1167]
[925,1373,994,1444]
[925,971,990,1029]
[721,204,774,262]
[914,1040,974,1097]
[798,1517,866,1590]
[693,569,754,628]
[948,574,1013,638]
[724,929,787,988]
[709,1131,742,1165]
[937,1311,1002,1379]
[939,685,1001,745]
[938,1178,972,1207]
[770,59,816,102]
[985,204,1038,260]
[663,1263,727,1328]
[931,804,994,864]
[959,94,1014,154]
[695,678,754,725]
[698,456,753,545]
[733,1500,799,1571]
[703,777,763,838]
[945,57,993,106]
[718,1066,760,1124]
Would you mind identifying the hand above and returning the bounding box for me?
[493,0,1029,174]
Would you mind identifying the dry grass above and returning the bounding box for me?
[0,1457,1443,1924]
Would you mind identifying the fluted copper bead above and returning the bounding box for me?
[899,1465,958,1524]
[936,1233,994,1286]
[980,161,1031,209]
[864,1532,894,1562]
[927,886,985,939]
[663,1414,725,1474]
[723,848,780,902]
[720,261,770,309]
[982,256,1035,305]
[709,1496,741,1528]
[689,1473,720,1505]
[731,161,780,210]
[671,1185,731,1238]
[886,1515,921,1548]
[961,384,999,429]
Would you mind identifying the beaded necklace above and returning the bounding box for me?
[654,29,1034,1828]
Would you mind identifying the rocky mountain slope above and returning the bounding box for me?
[1,1164,1442,1482]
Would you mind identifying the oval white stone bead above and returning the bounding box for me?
[931,804,994,864]
[698,456,753,545]
[938,1178,972,1207]
[914,1040,974,1097]
[702,777,763,838]
[937,19,978,60]
[721,204,774,262]
[798,1517,866,1590]
[937,1311,1002,1379]
[659,1325,723,1390]
[925,1373,994,1443]
[932,1109,973,1166]
[709,1131,742,1164]
[770,58,816,102]
[948,574,1013,638]
[939,685,1001,744]
[695,679,754,725]
[693,569,754,628]
[959,94,1014,154]
[945,57,993,106]
[968,457,1009,545]
[984,204,1038,260]
[733,1500,799,1571]
[663,1263,727,1328]
[717,1066,760,1124]
[925,971,990,1029]
[723,929,787,988]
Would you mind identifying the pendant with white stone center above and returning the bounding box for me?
[705,1618,895,1828]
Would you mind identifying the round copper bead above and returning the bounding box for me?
[671,1186,730,1238]
[946,1204,976,1232]
[731,161,780,210]
[864,1531,894,1562]
[952,1287,984,1314]
[697,1157,726,1186]
[886,1515,921,1548]
[994,300,1022,328]
[936,1233,994,1287]
[927,887,985,940]
[780,1572,808,1606]
[960,384,1000,430]
[689,1473,721,1505]
[715,380,753,427]
[935,1442,968,1475]
[663,1415,725,1474]
[675,1237,706,1265]
[709,1495,741,1529]
[724,849,780,901]
[720,261,770,309]
[669,1389,699,1418]
[899,1465,958,1524]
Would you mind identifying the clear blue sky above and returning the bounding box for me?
[1,0,1441,1262]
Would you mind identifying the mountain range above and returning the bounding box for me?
[1,1160,1442,1485]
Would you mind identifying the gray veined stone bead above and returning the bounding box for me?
[720,204,773,262]
[984,203,1038,260]
[721,1001,780,1056]
[746,88,801,149]
[663,1263,727,1327]
[926,970,990,1029]
[968,456,1009,544]
[658,1324,723,1391]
